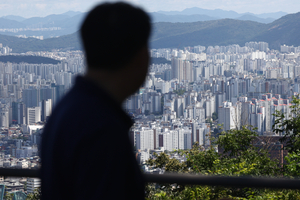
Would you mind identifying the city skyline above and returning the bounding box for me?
[0,37,296,197]
[0,0,299,18]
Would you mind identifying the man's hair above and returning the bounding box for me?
[80,2,151,70]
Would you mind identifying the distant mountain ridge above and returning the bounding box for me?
[0,11,87,38]
[235,15,274,24]
[2,15,26,22]
[0,8,289,39]
[0,11,298,52]
[0,32,81,53]
[150,13,218,23]
[150,12,276,24]
[150,12,300,50]
[157,7,287,19]
[151,8,287,24]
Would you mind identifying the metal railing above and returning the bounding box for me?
[0,169,39,178]
[2,169,300,190]
[145,174,300,189]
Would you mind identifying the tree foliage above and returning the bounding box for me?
[145,125,300,199]
[151,57,171,65]
[212,112,218,121]
[4,191,13,200]
[173,89,186,96]
[26,188,41,200]
[273,95,300,153]
[0,55,60,64]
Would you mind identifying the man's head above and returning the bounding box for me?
[80,2,151,70]
[80,2,151,103]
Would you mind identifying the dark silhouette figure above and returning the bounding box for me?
[41,3,151,199]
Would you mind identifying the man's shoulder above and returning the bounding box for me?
[41,79,118,159]
[45,76,131,135]
[52,77,111,120]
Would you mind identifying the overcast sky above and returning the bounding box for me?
[1,0,300,18]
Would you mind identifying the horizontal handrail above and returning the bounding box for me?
[145,174,300,190]
[1,169,300,190]
[0,168,40,178]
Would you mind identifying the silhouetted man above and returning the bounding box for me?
[41,3,151,199]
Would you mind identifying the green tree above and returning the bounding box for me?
[26,188,41,200]
[173,89,186,96]
[212,112,218,121]
[271,95,300,178]
[145,127,286,199]
[284,150,300,177]
[205,118,213,126]
[216,127,280,177]
[273,95,300,153]
[4,192,13,200]
[146,152,186,171]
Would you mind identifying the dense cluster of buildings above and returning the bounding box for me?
[0,49,84,128]
[0,40,298,182]
[0,45,84,194]
[129,42,300,161]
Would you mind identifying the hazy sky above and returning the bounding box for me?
[1,0,300,18]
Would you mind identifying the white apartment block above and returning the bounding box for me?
[218,101,238,131]
[135,127,154,150]
[27,178,41,193]
[162,131,173,151]
[27,107,41,125]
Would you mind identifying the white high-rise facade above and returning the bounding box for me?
[135,127,154,150]
[27,178,41,193]
[162,131,173,151]
[178,128,192,150]
[0,108,9,127]
[218,101,237,131]
[27,107,41,125]
[171,58,194,82]
[41,99,52,121]
[159,128,192,151]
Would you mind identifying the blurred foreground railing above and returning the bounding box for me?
[144,174,300,189]
[0,168,40,178]
[1,169,300,190]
